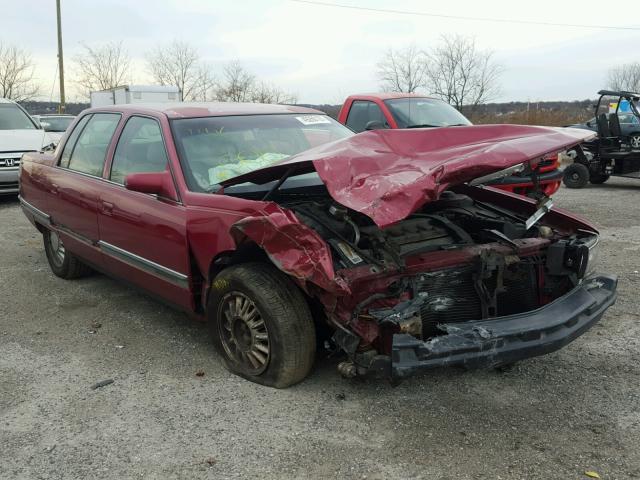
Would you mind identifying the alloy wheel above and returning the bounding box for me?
[48,231,66,267]
[218,291,270,375]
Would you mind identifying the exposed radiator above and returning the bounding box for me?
[416,261,539,337]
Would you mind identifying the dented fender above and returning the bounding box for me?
[229,203,351,295]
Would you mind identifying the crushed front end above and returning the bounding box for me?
[271,187,616,380]
[223,125,608,381]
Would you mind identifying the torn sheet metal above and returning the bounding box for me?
[230,203,350,295]
[222,125,595,228]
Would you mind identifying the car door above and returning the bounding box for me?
[48,112,121,267]
[97,115,192,310]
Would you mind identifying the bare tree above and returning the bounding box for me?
[250,81,297,104]
[425,35,502,112]
[607,63,640,92]
[0,42,40,101]
[376,45,427,93]
[215,61,255,102]
[146,40,215,101]
[190,64,217,101]
[73,41,131,97]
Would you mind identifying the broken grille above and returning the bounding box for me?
[416,261,539,338]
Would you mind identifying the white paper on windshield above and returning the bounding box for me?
[296,115,331,125]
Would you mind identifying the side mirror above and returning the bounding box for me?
[586,121,592,127]
[125,170,178,201]
[365,120,387,131]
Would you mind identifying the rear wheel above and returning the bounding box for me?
[630,134,640,149]
[589,173,610,184]
[208,262,316,388]
[562,163,590,189]
[43,229,92,279]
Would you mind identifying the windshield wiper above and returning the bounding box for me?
[406,123,440,128]
[262,166,298,201]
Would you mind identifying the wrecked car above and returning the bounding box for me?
[19,103,616,388]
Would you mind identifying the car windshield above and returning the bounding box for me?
[0,104,37,130]
[171,113,353,192]
[39,116,74,132]
[384,97,472,128]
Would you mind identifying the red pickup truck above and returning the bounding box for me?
[337,93,563,196]
[19,102,615,388]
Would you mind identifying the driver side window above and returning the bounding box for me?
[110,116,168,185]
[346,101,385,133]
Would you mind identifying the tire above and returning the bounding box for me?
[208,262,316,388]
[562,163,590,189]
[631,134,640,149]
[43,229,92,279]
[589,173,610,184]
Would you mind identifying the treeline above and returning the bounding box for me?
[21,101,89,115]
[466,100,594,126]
[22,100,595,128]
[308,100,595,127]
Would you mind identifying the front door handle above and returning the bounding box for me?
[50,183,59,194]
[101,201,114,216]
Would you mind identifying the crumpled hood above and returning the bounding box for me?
[224,124,595,228]
[0,129,49,153]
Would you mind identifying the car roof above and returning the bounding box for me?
[0,98,17,104]
[346,92,439,101]
[88,102,323,119]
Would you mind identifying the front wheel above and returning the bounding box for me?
[43,229,92,279]
[630,134,640,149]
[562,163,590,189]
[208,262,316,388]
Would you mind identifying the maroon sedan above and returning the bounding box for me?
[19,103,616,388]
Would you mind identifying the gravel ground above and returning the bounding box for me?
[1,180,639,480]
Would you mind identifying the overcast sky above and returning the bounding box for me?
[3,0,639,104]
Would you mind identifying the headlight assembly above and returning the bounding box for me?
[583,235,600,277]
[546,233,599,279]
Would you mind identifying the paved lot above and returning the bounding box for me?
[1,180,639,480]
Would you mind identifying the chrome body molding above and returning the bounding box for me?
[18,195,51,226]
[98,240,189,289]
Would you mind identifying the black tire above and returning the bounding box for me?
[589,173,610,184]
[207,262,316,388]
[43,229,92,279]
[562,163,590,189]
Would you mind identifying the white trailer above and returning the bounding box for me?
[90,85,182,108]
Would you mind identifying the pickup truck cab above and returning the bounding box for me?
[337,93,563,196]
[19,102,615,388]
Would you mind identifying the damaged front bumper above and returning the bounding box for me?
[392,274,617,379]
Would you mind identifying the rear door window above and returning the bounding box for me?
[345,100,385,133]
[110,116,169,184]
[66,113,121,177]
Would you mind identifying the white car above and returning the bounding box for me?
[0,98,55,195]
[32,114,76,143]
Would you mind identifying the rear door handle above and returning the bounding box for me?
[101,201,114,216]
[50,183,58,194]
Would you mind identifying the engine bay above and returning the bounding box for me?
[279,191,545,270]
